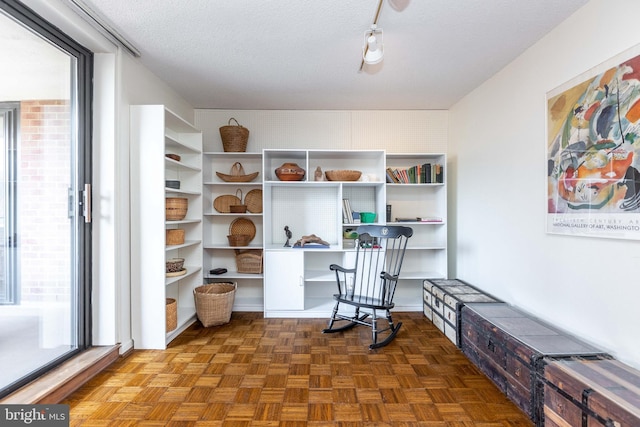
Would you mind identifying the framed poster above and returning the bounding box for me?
[547,45,640,239]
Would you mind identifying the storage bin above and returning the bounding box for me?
[235,249,263,274]
[540,356,639,427]
[219,118,249,152]
[423,278,502,346]
[360,212,376,223]
[165,298,177,332]
[166,197,188,221]
[194,282,236,327]
[166,229,185,245]
[460,303,609,424]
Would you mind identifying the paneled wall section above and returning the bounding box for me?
[194,110,448,153]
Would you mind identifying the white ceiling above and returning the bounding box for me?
[78,0,589,110]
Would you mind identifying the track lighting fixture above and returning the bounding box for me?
[363,25,383,65]
[359,0,385,71]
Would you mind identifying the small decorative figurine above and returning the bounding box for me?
[284,225,292,247]
[314,166,323,181]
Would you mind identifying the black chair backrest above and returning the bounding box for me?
[345,225,413,305]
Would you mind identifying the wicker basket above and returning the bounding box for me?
[194,282,236,327]
[216,162,259,182]
[324,169,362,181]
[227,234,251,246]
[166,257,185,273]
[166,197,188,220]
[235,249,263,274]
[165,298,177,332]
[166,229,185,245]
[229,189,247,213]
[227,218,255,246]
[219,118,249,152]
[245,189,262,213]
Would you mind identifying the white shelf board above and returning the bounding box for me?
[165,266,202,286]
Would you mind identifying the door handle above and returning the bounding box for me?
[82,183,92,223]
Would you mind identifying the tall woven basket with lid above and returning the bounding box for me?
[219,118,249,152]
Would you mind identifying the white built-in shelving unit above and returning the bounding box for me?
[202,152,264,311]
[260,149,447,317]
[130,105,203,349]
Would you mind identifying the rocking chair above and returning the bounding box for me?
[322,225,413,349]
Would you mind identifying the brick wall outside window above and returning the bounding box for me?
[19,100,71,303]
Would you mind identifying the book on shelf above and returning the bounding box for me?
[342,199,351,224]
[352,212,361,224]
[385,168,399,183]
[395,217,416,222]
[418,216,443,222]
[395,216,443,223]
[387,162,443,184]
[343,198,358,224]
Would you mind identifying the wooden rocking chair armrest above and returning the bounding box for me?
[329,264,355,273]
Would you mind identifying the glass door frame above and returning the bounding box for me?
[0,102,19,305]
[0,0,93,397]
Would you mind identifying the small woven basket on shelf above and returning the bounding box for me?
[229,189,247,213]
[235,249,263,274]
[165,298,177,332]
[216,162,259,182]
[219,118,249,152]
[227,218,255,246]
[165,257,185,273]
[193,282,236,327]
[324,169,362,181]
[166,197,188,221]
[227,234,251,246]
[166,229,185,245]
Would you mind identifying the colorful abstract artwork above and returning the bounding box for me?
[547,47,640,239]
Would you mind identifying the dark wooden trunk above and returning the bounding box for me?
[542,357,640,427]
[460,303,608,424]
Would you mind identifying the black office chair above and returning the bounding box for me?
[322,225,413,349]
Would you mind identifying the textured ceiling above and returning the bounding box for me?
[77,0,589,110]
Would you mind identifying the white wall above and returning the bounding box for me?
[450,0,640,369]
[195,110,448,154]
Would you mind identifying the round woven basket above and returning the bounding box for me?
[219,118,249,152]
[227,218,255,246]
[227,234,251,246]
[166,197,188,220]
[245,189,262,213]
[194,282,236,327]
[325,169,362,181]
[166,257,185,273]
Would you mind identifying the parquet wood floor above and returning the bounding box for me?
[63,312,534,426]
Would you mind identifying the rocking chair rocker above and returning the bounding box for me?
[322,225,413,349]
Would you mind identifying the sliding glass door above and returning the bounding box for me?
[0,0,92,398]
